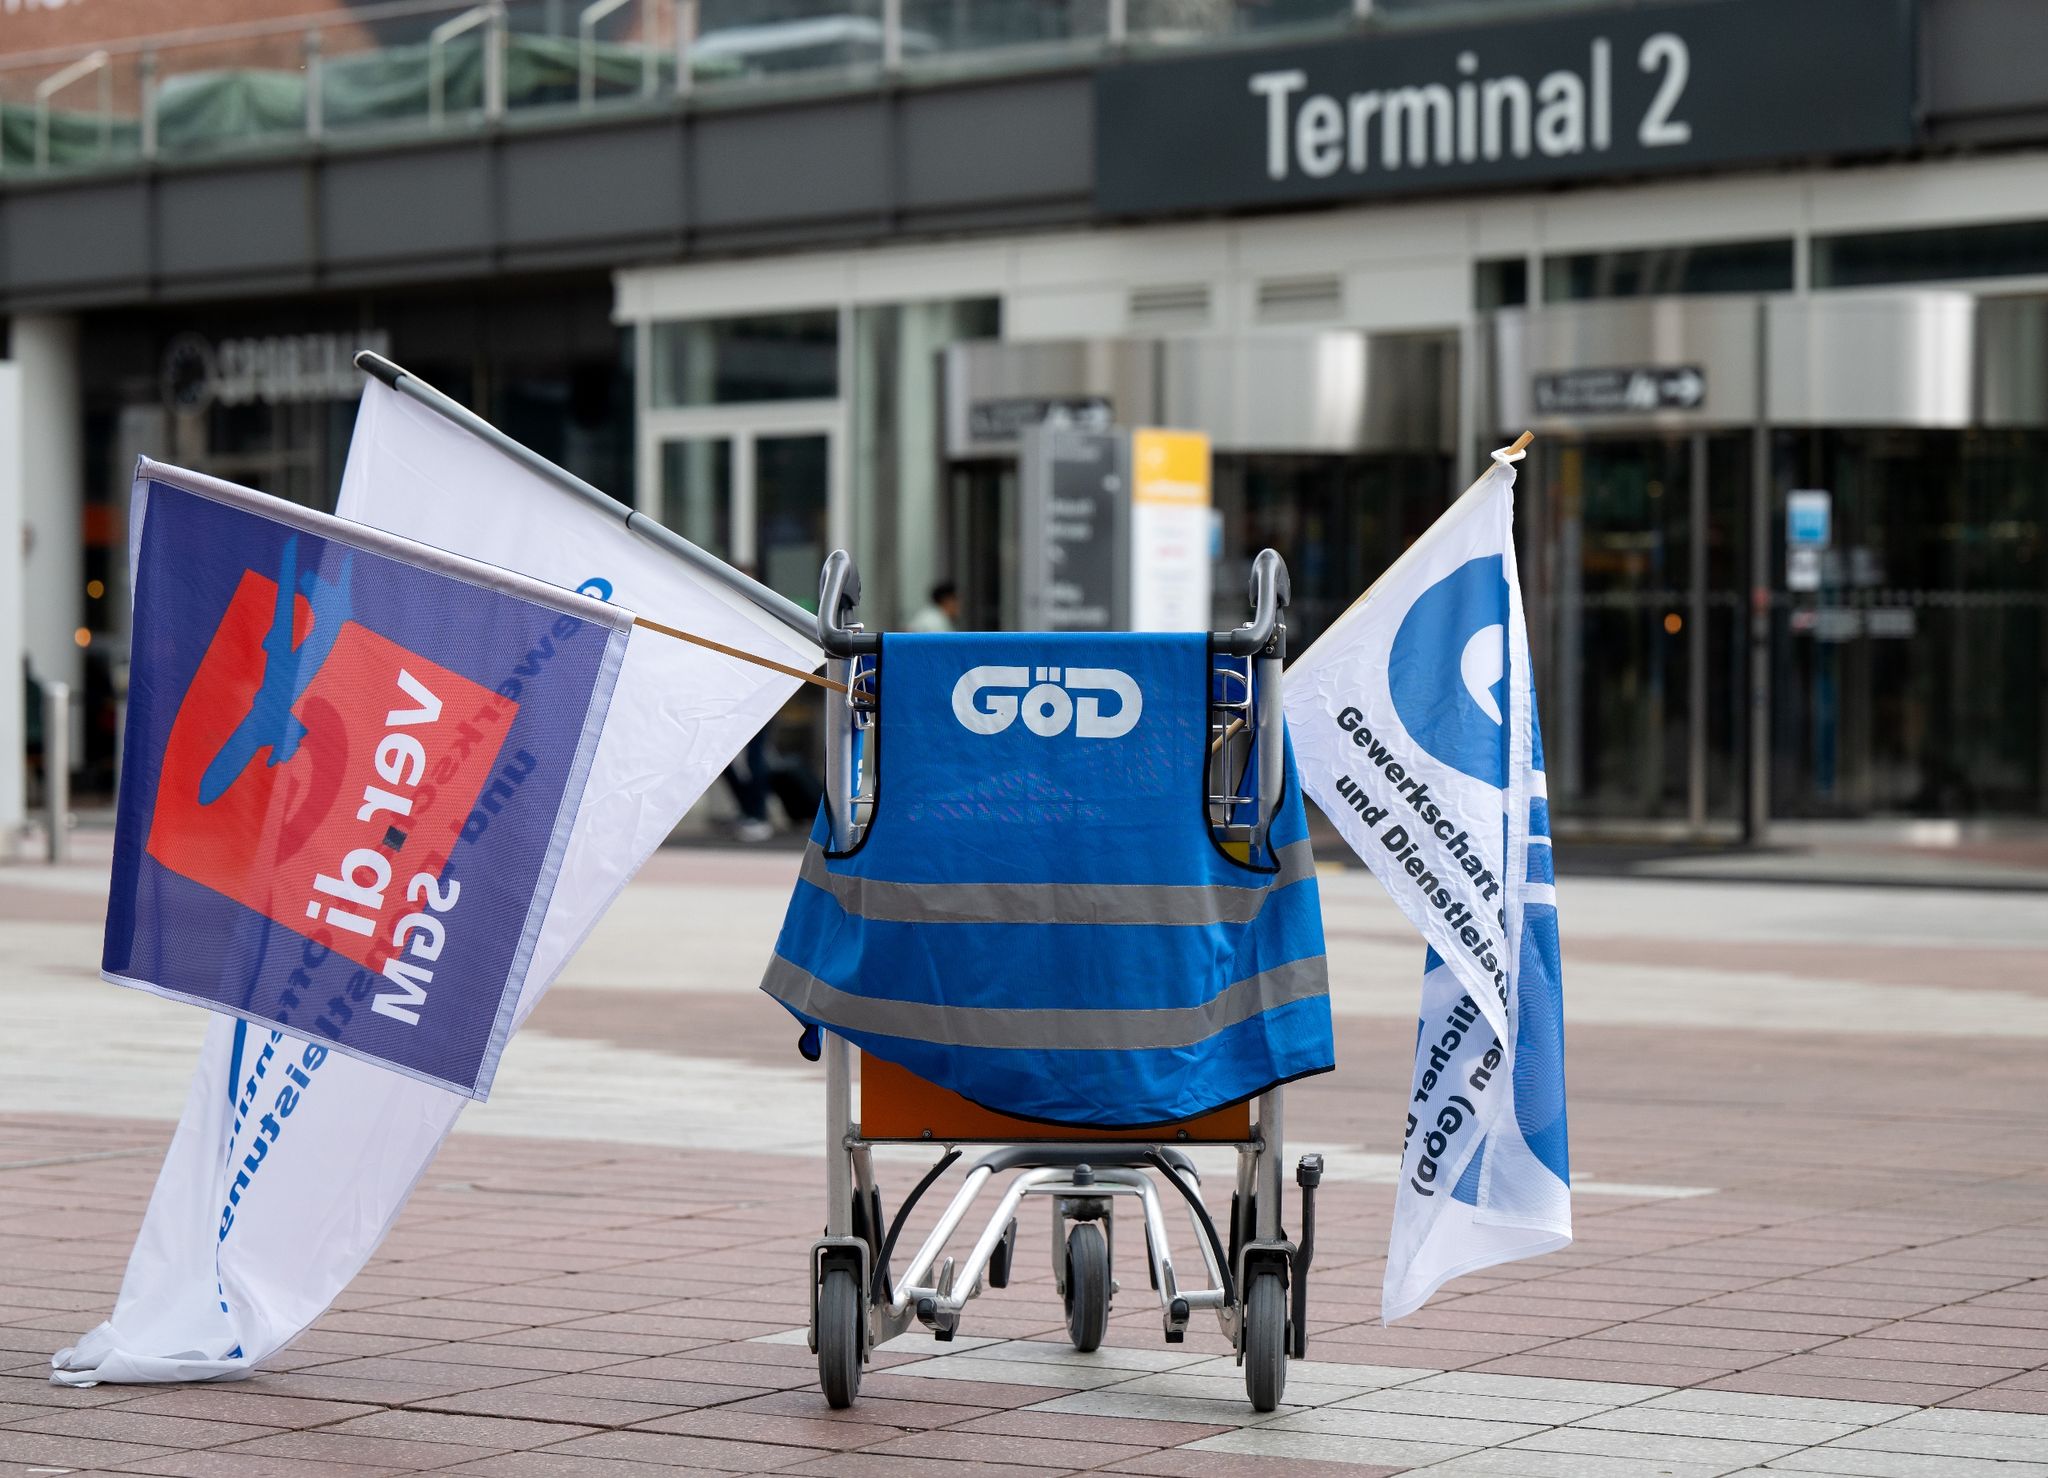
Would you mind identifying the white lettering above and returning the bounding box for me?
[386,669,443,728]
[1249,69,1308,180]
[376,732,426,787]
[1535,69,1586,156]
[371,956,431,1026]
[1295,94,1344,177]
[1382,84,1453,169]
[1638,32,1692,146]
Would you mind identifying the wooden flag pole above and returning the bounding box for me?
[632,616,849,693]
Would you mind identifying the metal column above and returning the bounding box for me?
[1687,432,1709,830]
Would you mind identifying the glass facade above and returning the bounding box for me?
[853,298,1002,626]
[1519,426,2048,825]
[1522,435,1750,826]
[650,311,840,408]
[1543,240,1795,301]
[1211,452,1455,654]
[1814,219,2048,288]
[1768,429,2047,817]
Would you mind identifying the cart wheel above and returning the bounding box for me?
[817,1266,863,1408]
[1243,1268,1288,1412]
[989,1218,1018,1289]
[1063,1222,1110,1353]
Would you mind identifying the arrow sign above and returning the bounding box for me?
[1533,365,1709,416]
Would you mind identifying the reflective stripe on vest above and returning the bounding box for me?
[762,953,1328,1052]
[794,837,1318,927]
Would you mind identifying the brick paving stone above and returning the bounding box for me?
[1705,1370,1978,1406]
[1945,1386,2048,1414]
[1825,1422,2048,1461]
[101,1383,380,1424]
[493,1369,776,1408]
[952,1407,1232,1446]
[852,1426,1157,1468]
[776,1454,1074,1478]
[1765,1450,2048,1477]
[1189,1426,1473,1467]
[114,1453,415,1477]
[211,1428,506,1468]
[631,1405,908,1449]
[323,1407,600,1447]
[399,1387,684,1428]
[0,1429,179,1467]
[855,1369,1082,1406]
[439,1456,730,1477]
[594,1353,819,1389]
[533,1427,839,1469]
[1333,1386,1615,1425]
[1102,1452,1403,1477]
[1264,1405,1547,1445]
[1503,1423,1802,1465]
[728,1387,994,1426]
[1,1405,277,1447]
[1413,1452,1727,1477]
[1030,1389,1306,1426]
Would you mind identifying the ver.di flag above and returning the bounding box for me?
[55,392,819,1386]
[101,460,629,1099]
[1284,448,1570,1323]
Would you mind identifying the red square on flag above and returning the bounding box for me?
[147,568,516,976]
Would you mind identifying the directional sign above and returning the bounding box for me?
[1532,366,1707,416]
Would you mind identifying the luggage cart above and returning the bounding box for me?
[803,548,1324,1413]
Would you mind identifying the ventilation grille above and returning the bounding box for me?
[1257,274,1344,323]
[1129,282,1211,329]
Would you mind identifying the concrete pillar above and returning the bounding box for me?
[14,315,85,767]
[0,357,21,836]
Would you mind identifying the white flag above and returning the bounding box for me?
[1284,451,1570,1323]
[54,381,820,1385]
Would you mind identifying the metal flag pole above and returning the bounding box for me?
[352,351,820,648]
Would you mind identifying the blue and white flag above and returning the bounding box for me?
[104,459,630,1100]
[56,401,818,1387]
[1285,448,1570,1322]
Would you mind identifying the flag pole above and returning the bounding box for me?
[1289,431,1534,669]
[353,352,822,651]
[632,615,848,692]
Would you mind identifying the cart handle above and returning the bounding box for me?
[1214,548,1290,658]
[818,549,877,657]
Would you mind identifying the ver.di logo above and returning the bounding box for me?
[201,536,352,805]
[1388,555,1508,786]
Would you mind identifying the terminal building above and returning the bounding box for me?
[2,0,2044,840]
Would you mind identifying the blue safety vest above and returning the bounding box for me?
[762,631,1334,1128]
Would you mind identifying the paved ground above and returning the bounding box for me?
[4,834,2048,1476]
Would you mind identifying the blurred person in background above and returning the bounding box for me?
[908,579,960,634]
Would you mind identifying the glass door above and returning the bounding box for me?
[646,412,840,822]
[644,408,841,611]
[1525,433,1749,830]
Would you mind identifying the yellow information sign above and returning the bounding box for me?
[1131,428,1212,506]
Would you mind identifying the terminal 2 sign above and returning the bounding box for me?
[1095,0,1916,216]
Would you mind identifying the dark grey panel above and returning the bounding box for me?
[158,166,310,283]
[2,181,149,293]
[1925,0,2048,120]
[501,120,684,247]
[692,99,888,227]
[321,147,493,266]
[902,74,1092,210]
